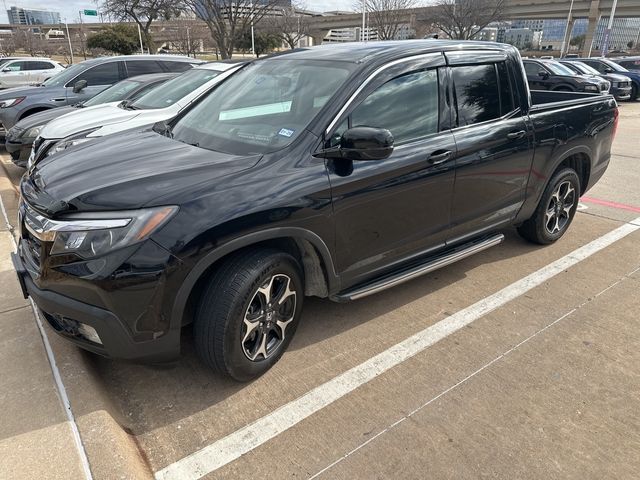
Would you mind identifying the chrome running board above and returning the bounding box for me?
[333,234,505,301]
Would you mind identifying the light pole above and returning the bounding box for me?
[560,0,575,57]
[137,23,144,54]
[251,2,255,57]
[362,0,366,42]
[64,20,74,64]
[601,0,619,57]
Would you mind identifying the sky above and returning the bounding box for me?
[0,0,354,23]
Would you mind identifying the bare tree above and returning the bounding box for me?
[0,36,17,56]
[354,0,417,41]
[431,0,505,40]
[101,0,186,53]
[185,0,279,59]
[265,4,309,49]
[165,21,208,57]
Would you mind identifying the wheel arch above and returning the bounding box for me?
[553,148,591,195]
[171,228,340,327]
[18,106,52,121]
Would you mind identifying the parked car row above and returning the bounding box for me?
[522,57,637,101]
[6,42,619,381]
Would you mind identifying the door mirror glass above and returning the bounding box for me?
[321,126,394,161]
[73,79,88,93]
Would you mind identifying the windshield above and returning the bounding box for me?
[569,61,600,75]
[83,79,141,106]
[132,68,221,109]
[544,61,578,76]
[42,63,87,87]
[0,58,15,67]
[171,59,355,155]
[603,59,628,72]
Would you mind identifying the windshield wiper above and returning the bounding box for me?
[120,99,139,110]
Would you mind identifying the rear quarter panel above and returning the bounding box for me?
[515,94,617,223]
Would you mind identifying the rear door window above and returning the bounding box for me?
[523,61,541,76]
[125,60,163,77]
[451,64,501,126]
[497,62,515,115]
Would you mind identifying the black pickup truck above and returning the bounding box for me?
[13,41,618,380]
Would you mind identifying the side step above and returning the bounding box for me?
[332,234,505,302]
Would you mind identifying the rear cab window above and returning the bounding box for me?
[451,64,502,126]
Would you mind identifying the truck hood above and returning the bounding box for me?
[39,103,142,140]
[21,129,262,216]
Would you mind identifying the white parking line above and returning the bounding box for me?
[156,216,640,480]
[309,265,640,478]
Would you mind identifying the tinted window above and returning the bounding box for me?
[28,61,55,70]
[160,60,194,72]
[581,60,606,73]
[129,80,165,100]
[496,62,515,114]
[452,64,500,126]
[543,61,576,76]
[126,60,163,76]
[350,69,439,145]
[73,62,121,86]
[524,61,541,76]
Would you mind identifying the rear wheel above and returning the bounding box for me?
[517,168,580,245]
[194,249,304,381]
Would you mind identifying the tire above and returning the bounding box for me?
[194,248,304,381]
[632,83,638,101]
[517,168,580,245]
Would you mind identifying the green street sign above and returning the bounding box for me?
[83,9,98,16]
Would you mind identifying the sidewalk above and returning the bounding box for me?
[0,220,89,479]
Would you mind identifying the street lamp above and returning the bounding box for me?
[560,0,575,57]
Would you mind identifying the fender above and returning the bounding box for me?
[170,227,340,327]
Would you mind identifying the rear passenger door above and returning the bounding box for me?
[446,52,533,244]
[326,53,458,286]
[26,60,57,84]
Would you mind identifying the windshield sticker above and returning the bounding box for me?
[278,128,294,138]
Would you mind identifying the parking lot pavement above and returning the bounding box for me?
[0,101,639,480]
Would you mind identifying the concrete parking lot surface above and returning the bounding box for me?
[1,101,639,480]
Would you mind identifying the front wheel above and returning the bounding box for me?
[517,168,580,245]
[194,249,304,381]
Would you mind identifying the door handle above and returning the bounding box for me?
[50,98,66,102]
[427,150,452,165]
[507,130,526,140]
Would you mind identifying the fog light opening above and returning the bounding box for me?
[76,323,102,345]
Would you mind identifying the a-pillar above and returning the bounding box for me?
[583,0,601,57]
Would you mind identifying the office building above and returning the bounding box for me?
[7,6,61,25]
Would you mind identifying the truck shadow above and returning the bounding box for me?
[86,227,547,437]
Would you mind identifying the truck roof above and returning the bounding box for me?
[273,40,516,64]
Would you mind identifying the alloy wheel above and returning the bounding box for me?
[242,274,297,361]
[545,180,576,235]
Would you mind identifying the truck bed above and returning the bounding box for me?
[530,90,613,112]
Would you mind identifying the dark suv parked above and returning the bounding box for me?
[522,59,609,93]
[0,55,202,135]
[13,41,617,381]
[567,57,640,100]
[559,60,632,100]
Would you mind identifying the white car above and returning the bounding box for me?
[31,62,241,165]
[0,57,65,88]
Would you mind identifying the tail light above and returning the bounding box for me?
[612,107,619,141]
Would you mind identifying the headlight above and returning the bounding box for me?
[0,97,26,108]
[44,206,178,259]
[24,125,43,139]
[45,128,100,157]
[584,84,598,92]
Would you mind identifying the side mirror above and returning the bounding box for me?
[538,70,549,78]
[604,67,614,73]
[72,79,87,93]
[318,127,394,161]
[1,68,10,73]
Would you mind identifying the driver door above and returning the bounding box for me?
[65,61,124,104]
[325,53,457,287]
[0,61,27,88]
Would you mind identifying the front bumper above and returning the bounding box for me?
[11,249,181,363]
[611,85,633,100]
